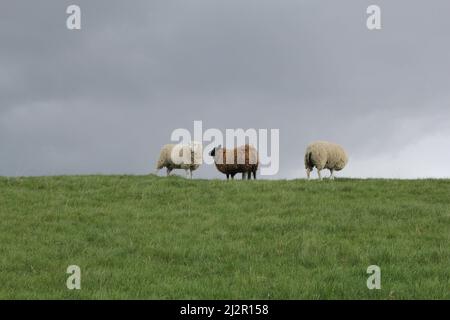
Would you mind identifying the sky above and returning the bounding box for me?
[1,0,449,179]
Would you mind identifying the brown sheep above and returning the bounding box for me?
[209,144,259,180]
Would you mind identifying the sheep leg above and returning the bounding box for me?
[253,170,257,180]
[247,172,252,180]
[242,172,246,180]
[226,174,230,180]
[166,168,172,176]
[329,169,335,180]
[306,168,311,180]
[185,169,190,178]
[190,169,193,179]
[231,173,236,180]
[317,169,322,180]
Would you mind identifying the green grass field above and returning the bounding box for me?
[0,175,449,299]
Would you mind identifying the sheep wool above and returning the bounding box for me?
[155,142,202,178]
[304,141,348,180]
[209,144,259,180]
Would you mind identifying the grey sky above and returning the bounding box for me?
[1,0,449,178]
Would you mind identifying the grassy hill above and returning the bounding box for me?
[0,175,449,299]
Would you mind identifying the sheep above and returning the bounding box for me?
[155,142,202,179]
[304,141,348,180]
[209,144,259,180]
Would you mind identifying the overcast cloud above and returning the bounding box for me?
[1,0,449,178]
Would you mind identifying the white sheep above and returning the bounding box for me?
[155,142,202,179]
[304,141,348,180]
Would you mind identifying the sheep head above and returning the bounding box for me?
[209,145,222,157]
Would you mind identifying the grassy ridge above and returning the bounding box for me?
[0,175,449,299]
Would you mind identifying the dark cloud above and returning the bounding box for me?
[1,0,450,178]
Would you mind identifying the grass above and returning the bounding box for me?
[0,175,449,299]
